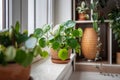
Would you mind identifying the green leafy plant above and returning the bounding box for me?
[108,8,120,47]
[0,22,50,67]
[76,1,89,14]
[48,20,83,60]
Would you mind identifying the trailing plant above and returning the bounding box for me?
[48,20,83,60]
[0,22,50,67]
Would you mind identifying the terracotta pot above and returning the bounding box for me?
[0,64,30,80]
[81,27,98,60]
[78,13,86,20]
[50,48,71,64]
[116,52,120,64]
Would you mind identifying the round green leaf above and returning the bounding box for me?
[58,49,68,61]
[5,46,16,62]
[25,37,37,49]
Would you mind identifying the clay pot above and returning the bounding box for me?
[78,13,86,20]
[0,64,30,80]
[81,27,98,60]
[116,52,120,64]
[50,48,71,64]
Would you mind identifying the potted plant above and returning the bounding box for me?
[48,20,83,64]
[76,1,89,20]
[108,8,120,64]
[0,21,50,80]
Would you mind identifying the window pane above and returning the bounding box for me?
[0,0,3,30]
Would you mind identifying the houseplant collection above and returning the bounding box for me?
[76,1,89,20]
[48,20,83,63]
[0,21,50,80]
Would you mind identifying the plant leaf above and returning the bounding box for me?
[15,21,20,33]
[58,49,68,60]
[34,28,43,38]
[52,41,60,50]
[43,24,50,34]
[22,52,33,67]
[40,50,49,58]
[25,37,37,49]
[63,20,76,29]
[39,38,46,48]
[33,46,42,57]
[5,46,16,62]
[67,38,78,49]
[15,49,27,65]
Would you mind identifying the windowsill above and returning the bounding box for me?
[30,53,76,80]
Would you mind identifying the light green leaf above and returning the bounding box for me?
[5,46,16,62]
[40,50,49,58]
[15,21,20,33]
[25,37,37,49]
[43,24,50,34]
[34,46,42,57]
[58,49,68,61]
[64,20,76,29]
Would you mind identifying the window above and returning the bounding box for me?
[0,0,3,30]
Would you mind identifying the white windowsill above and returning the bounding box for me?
[30,53,76,80]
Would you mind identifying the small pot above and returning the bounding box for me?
[78,13,86,20]
[50,48,72,64]
[116,52,120,64]
[0,63,30,80]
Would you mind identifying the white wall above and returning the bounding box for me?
[0,0,2,30]
[54,0,72,25]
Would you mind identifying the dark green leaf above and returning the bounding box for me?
[67,38,78,49]
[22,52,33,67]
[39,38,46,48]
[52,41,60,50]
[72,29,80,37]
[15,49,27,64]
[34,28,43,38]
[15,33,29,44]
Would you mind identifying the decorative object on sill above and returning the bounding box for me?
[116,52,120,64]
[48,20,83,64]
[0,22,50,80]
[76,1,89,20]
[81,27,98,60]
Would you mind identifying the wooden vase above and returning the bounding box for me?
[0,64,30,80]
[81,27,98,60]
[50,48,71,64]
